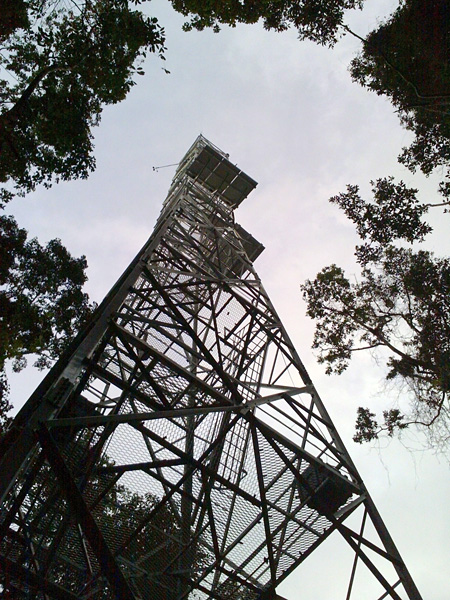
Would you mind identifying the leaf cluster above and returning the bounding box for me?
[170,0,364,46]
[353,407,407,444]
[0,214,95,409]
[0,0,30,41]
[0,370,12,434]
[302,180,450,444]
[0,0,166,202]
[0,424,207,598]
[350,0,450,178]
[331,178,431,248]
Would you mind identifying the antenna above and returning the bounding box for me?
[152,162,179,172]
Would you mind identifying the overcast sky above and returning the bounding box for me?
[5,0,450,598]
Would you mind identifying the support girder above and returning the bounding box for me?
[0,135,422,600]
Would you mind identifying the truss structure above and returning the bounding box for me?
[0,136,422,600]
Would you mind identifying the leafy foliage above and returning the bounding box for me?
[0,0,166,203]
[0,371,13,434]
[0,419,206,598]
[353,407,407,444]
[302,182,450,445]
[99,486,201,598]
[0,0,29,41]
[0,0,164,425]
[171,0,365,46]
[333,1,450,445]
[349,0,450,178]
[0,214,94,413]
[330,178,431,248]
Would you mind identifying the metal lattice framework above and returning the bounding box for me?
[0,136,422,600]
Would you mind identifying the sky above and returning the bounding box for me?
[4,0,450,598]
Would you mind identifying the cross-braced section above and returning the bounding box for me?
[0,136,422,600]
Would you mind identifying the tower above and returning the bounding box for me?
[0,136,422,599]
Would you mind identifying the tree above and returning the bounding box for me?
[170,0,365,46]
[98,486,197,599]
[0,0,162,421]
[0,0,166,204]
[0,0,29,41]
[301,179,450,446]
[0,214,94,424]
[172,0,449,180]
[349,0,450,179]
[0,424,206,598]
[0,371,12,434]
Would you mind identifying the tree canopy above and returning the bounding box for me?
[1,0,447,204]
[0,0,166,204]
[2,0,447,206]
[302,180,450,447]
[295,0,450,449]
[173,0,449,182]
[0,0,165,427]
[0,0,29,41]
[0,214,94,430]
[170,0,365,46]
[0,425,202,598]
[0,0,448,458]
[349,0,450,178]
